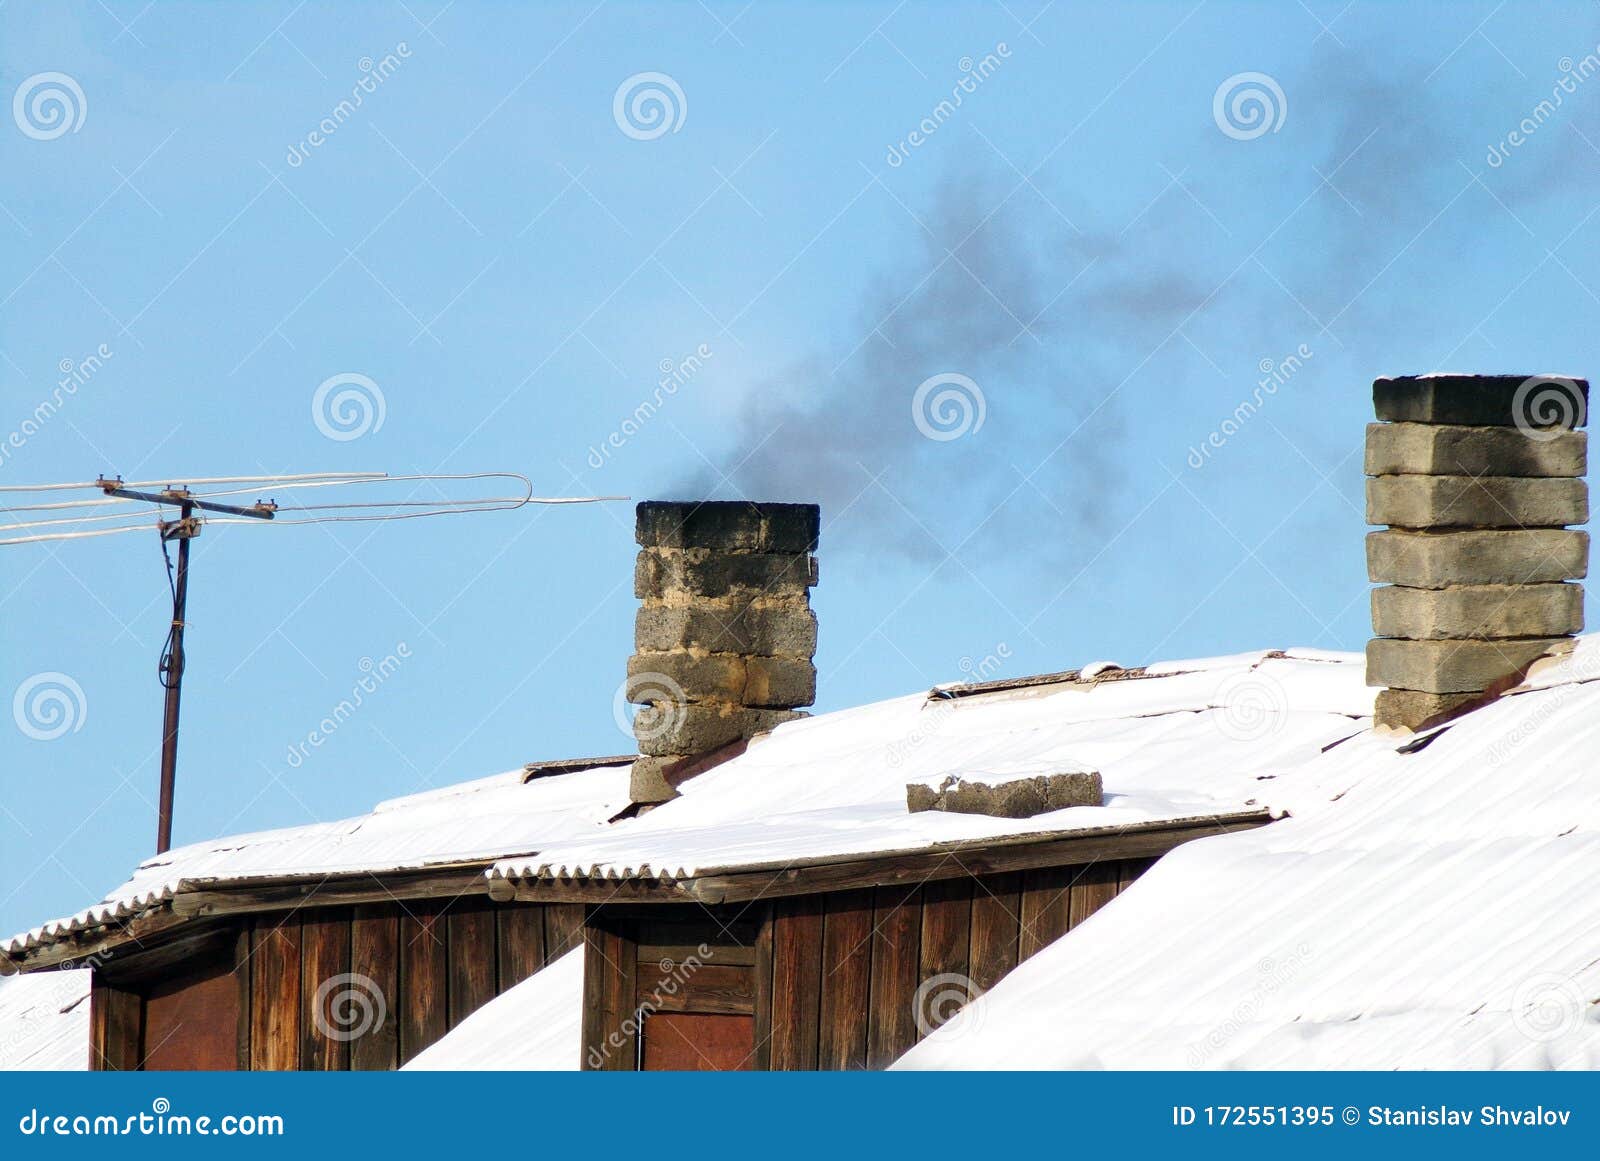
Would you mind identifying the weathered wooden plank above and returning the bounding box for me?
[90,977,142,1071]
[817,889,873,1070]
[639,963,755,1015]
[398,901,448,1065]
[916,877,972,1041]
[495,904,546,993]
[751,905,773,1070]
[348,905,399,1071]
[866,885,922,1069]
[447,900,498,1028]
[543,902,586,960]
[1019,865,1076,961]
[234,929,251,1071]
[1120,855,1159,889]
[967,872,1022,994]
[581,913,637,1070]
[767,895,824,1070]
[170,865,492,918]
[299,908,351,1071]
[248,918,300,1071]
[1069,859,1123,930]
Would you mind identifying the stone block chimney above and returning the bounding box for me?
[626,500,820,803]
[1366,374,1589,730]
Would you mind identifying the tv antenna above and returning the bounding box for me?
[1,471,624,854]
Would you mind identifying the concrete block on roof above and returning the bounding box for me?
[634,702,804,757]
[1371,583,1583,640]
[1374,375,1589,428]
[1372,688,1488,732]
[635,500,820,553]
[635,603,818,657]
[1364,422,1586,478]
[1365,475,1587,529]
[634,548,818,600]
[1365,636,1571,694]
[626,651,747,703]
[1366,529,1588,587]
[906,769,1103,819]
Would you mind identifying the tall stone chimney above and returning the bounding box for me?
[1366,374,1589,730]
[626,501,820,803]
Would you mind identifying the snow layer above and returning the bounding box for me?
[491,650,1372,885]
[401,949,582,1070]
[0,969,90,1070]
[7,763,631,956]
[897,663,1600,1070]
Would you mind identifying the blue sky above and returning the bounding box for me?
[2,1,1597,934]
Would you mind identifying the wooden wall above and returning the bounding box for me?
[583,856,1156,1070]
[92,898,582,1071]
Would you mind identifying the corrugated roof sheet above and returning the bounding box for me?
[896,638,1600,1069]
[0,969,91,1070]
[490,648,1372,886]
[6,762,631,957]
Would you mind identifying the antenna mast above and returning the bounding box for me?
[3,471,622,854]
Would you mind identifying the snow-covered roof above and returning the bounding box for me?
[896,639,1600,1069]
[0,969,91,1070]
[6,762,631,958]
[401,948,583,1071]
[489,649,1373,890]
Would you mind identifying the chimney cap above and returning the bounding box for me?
[635,500,820,552]
[1374,374,1589,428]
